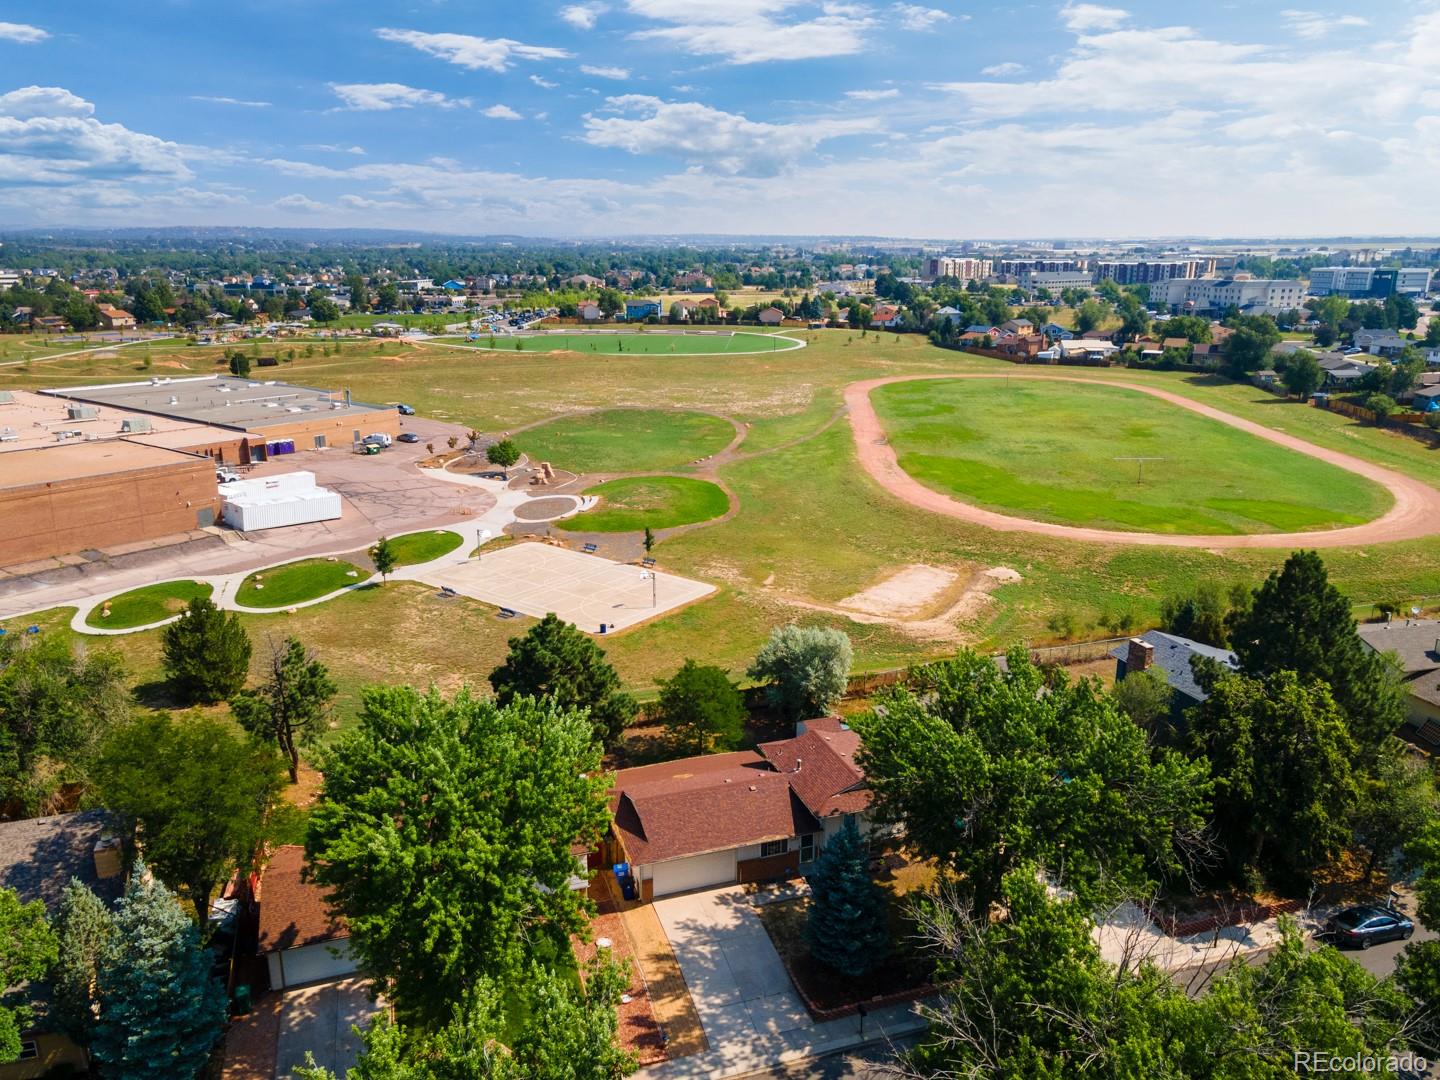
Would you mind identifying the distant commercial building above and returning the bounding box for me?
[1308,267,1433,297]
[1018,270,1093,292]
[1092,259,1213,285]
[1153,277,1304,313]
[924,256,992,283]
[995,258,1085,277]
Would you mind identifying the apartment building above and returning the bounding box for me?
[1153,277,1304,312]
[1308,267,1433,297]
[995,257,1086,277]
[1019,270,1093,291]
[924,256,993,283]
[1092,259,1214,285]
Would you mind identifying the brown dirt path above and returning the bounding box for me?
[845,374,1440,550]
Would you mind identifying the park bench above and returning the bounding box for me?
[581,542,599,554]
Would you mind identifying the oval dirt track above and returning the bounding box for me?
[845,374,1440,549]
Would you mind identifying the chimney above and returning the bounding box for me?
[793,757,803,774]
[1126,637,1154,674]
[93,835,123,880]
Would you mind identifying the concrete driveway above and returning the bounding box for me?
[652,887,812,1054]
[273,977,380,1079]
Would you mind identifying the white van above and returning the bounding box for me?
[363,432,392,448]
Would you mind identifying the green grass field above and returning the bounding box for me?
[871,379,1391,535]
[559,477,730,532]
[84,581,213,629]
[437,330,793,355]
[519,409,735,472]
[384,530,465,566]
[236,559,367,608]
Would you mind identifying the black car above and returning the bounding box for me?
[1327,904,1414,949]
[398,432,421,443]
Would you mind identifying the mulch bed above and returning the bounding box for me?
[574,897,668,1067]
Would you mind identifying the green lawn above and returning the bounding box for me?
[519,409,735,472]
[236,559,367,608]
[85,581,213,629]
[871,379,1392,535]
[558,477,729,532]
[384,530,465,566]
[437,330,792,355]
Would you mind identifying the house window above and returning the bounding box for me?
[760,839,788,858]
[799,834,816,864]
[17,1040,37,1061]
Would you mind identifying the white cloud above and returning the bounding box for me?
[845,88,900,100]
[0,22,48,44]
[561,3,608,29]
[191,95,272,107]
[375,28,571,72]
[304,143,367,155]
[1059,3,1128,31]
[581,64,631,79]
[483,104,524,119]
[530,75,559,89]
[582,94,878,175]
[980,62,1024,76]
[274,193,328,213]
[329,83,470,111]
[1280,9,1369,39]
[894,4,952,31]
[627,1,877,64]
[0,86,193,188]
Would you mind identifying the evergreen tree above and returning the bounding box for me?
[230,636,337,783]
[50,880,115,1047]
[804,820,889,978]
[656,659,746,754]
[0,887,57,1064]
[370,537,398,584]
[489,614,636,747]
[90,864,226,1080]
[160,596,252,704]
[1228,550,1406,755]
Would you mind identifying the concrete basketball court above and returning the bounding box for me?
[419,542,715,632]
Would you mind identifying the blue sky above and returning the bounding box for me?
[1,1,1436,237]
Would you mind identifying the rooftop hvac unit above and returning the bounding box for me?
[0,390,13,404]
[120,418,151,433]
[67,404,98,420]
[168,396,178,405]
[0,427,16,442]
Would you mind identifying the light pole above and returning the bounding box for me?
[641,569,656,608]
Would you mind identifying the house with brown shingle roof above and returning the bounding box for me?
[607,719,873,900]
[256,845,356,989]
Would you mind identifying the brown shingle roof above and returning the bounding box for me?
[757,717,871,819]
[257,845,347,954]
[611,753,820,864]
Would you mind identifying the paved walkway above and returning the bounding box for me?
[846,373,1440,549]
[640,887,926,1080]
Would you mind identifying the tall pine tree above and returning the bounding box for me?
[50,880,115,1046]
[90,863,226,1080]
[160,596,251,704]
[804,820,889,978]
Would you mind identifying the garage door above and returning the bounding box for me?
[651,849,738,897]
[277,940,356,988]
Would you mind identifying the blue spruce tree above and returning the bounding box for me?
[804,820,890,978]
[90,862,227,1080]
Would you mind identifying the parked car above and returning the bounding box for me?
[216,467,241,484]
[396,403,415,415]
[398,432,420,443]
[1327,904,1414,949]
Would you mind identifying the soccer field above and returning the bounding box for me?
[436,330,802,355]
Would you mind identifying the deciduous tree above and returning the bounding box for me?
[370,536,398,584]
[1110,666,1173,730]
[160,596,252,704]
[489,614,636,747]
[853,650,1210,918]
[1282,349,1324,399]
[746,625,852,723]
[50,879,114,1047]
[230,636,337,783]
[0,887,57,1064]
[656,659,746,754]
[306,688,612,1026]
[96,713,284,919]
[486,439,520,477]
